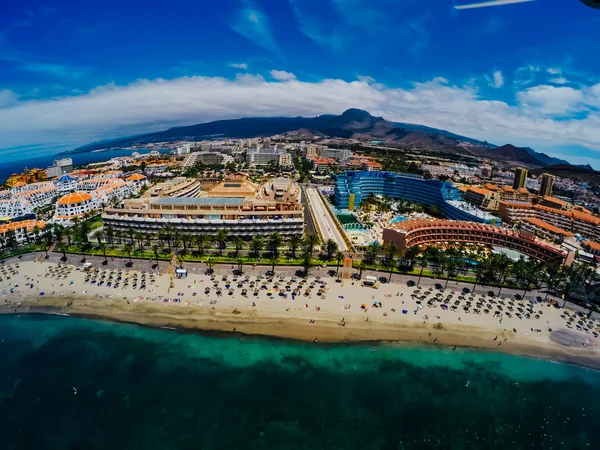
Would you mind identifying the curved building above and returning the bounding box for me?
[334,171,495,223]
[382,219,570,263]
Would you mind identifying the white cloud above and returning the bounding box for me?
[486,70,504,88]
[229,0,279,53]
[230,63,249,70]
[517,85,585,115]
[270,70,297,81]
[2,74,600,164]
[454,0,534,9]
[0,89,19,108]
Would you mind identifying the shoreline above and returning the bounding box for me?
[4,296,600,372]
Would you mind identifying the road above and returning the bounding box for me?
[305,187,349,252]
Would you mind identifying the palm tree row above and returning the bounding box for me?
[356,242,598,305]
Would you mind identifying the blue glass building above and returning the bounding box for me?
[333,171,494,223]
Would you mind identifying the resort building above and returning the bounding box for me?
[0,199,34,219]
[54,174,78,194]
[147,178,202,198]
[521,217,574,243]
[52,192,101,226]
[582,241,600,257]
[319,148,353,160]
[311,157,337,172]
[125,173,148,190]
[103,175,304,238]
[0,219,46,245]
[334,171,496,223]
[539,196,572,210]
[45,158,73,178]
[10,182,57,210]
[513,167,528,190]
[499,201,600,243]
[539,173,554,197]
[382,219,570,263]
[464,187,500,211]
[246,148,288,166]
[278,152,293,167]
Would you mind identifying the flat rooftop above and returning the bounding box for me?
[153,197,245,206]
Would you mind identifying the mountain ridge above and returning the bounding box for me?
[65,109,579,168]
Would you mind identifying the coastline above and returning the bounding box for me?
[4,295,600,371]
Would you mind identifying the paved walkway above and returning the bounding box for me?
[306,187,348,251]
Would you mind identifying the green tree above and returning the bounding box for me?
[215,229,229,256]
[250,235,264,258]
[364,241,381,265]
[232,236,245,257]
[123,243,134,266]
[151,244,160,266]
[99,243,108,265]
[301,251,312,277]
[288,235,302,259]
[324,238,339,261]
[303,233,320,256]
[356,260,366,279]
[95,230,105,247]
[335,252,344,278]
[416,246,434,286]
[267,232,283,261]
[195,234,210,255]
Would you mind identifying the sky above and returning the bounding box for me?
[1,0,600,168]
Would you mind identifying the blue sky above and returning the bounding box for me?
[1,0,600,168]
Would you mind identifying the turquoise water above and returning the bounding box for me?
[391,215,408,223]
[1,314,599,449]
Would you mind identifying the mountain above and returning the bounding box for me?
[522,147,570,166]
[66,109,580,168]
[66,108,490,154]
[531,164,600,186]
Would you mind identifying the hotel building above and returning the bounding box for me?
[539,173,554,197]
[499,201,600,243]
[513,167,528,190]
[382,219,570,263]
[0,219,47,245]
[334,171,496,223]
[103,174,304,238]
[52,192,101,226]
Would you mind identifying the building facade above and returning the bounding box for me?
[334,171,495,223]
[382,219,569,263]
[513,167,528,190]
[539,173,554,197]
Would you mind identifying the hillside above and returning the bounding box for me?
[66,108,489,154]
[531,165,600,186]
[65,109,579,168]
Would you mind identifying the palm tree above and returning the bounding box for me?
[250,235,264,258]
[324,238,339,261]
[267,232,282,260]
[416,247,434,286]
[301,251,312,277]
[152,244,160,267]
[99,243,108,265]
[383,241,398,265]
[180,233,192,252]
[236,257,244,274]
[365,241,381,265]
[335,252,344,278]
[133,231,145,251]
[95,230,105,247]
[205,256,215,272]
[215,229,228,256]
[288,234,302,259]
[123,243,134,266]
[356,260,366,279]
[231,235,245,257]
[162,224,174,252]
[78,241,88,263]
[172,230,182,250]
[176,255,185,269]
[58,242,68,261]
[104,225,115,247]
[386,257,397,283]
[195,234,210,255]
[303,233,320,256]
[492,254,513,297]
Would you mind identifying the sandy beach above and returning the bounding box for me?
[2,258,600,370]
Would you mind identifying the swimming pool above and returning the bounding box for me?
[390,215,408,223]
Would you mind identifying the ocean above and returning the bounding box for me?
[1,314,599,450]
[0,149,170,184]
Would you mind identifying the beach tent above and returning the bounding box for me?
[176,269,188,278]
